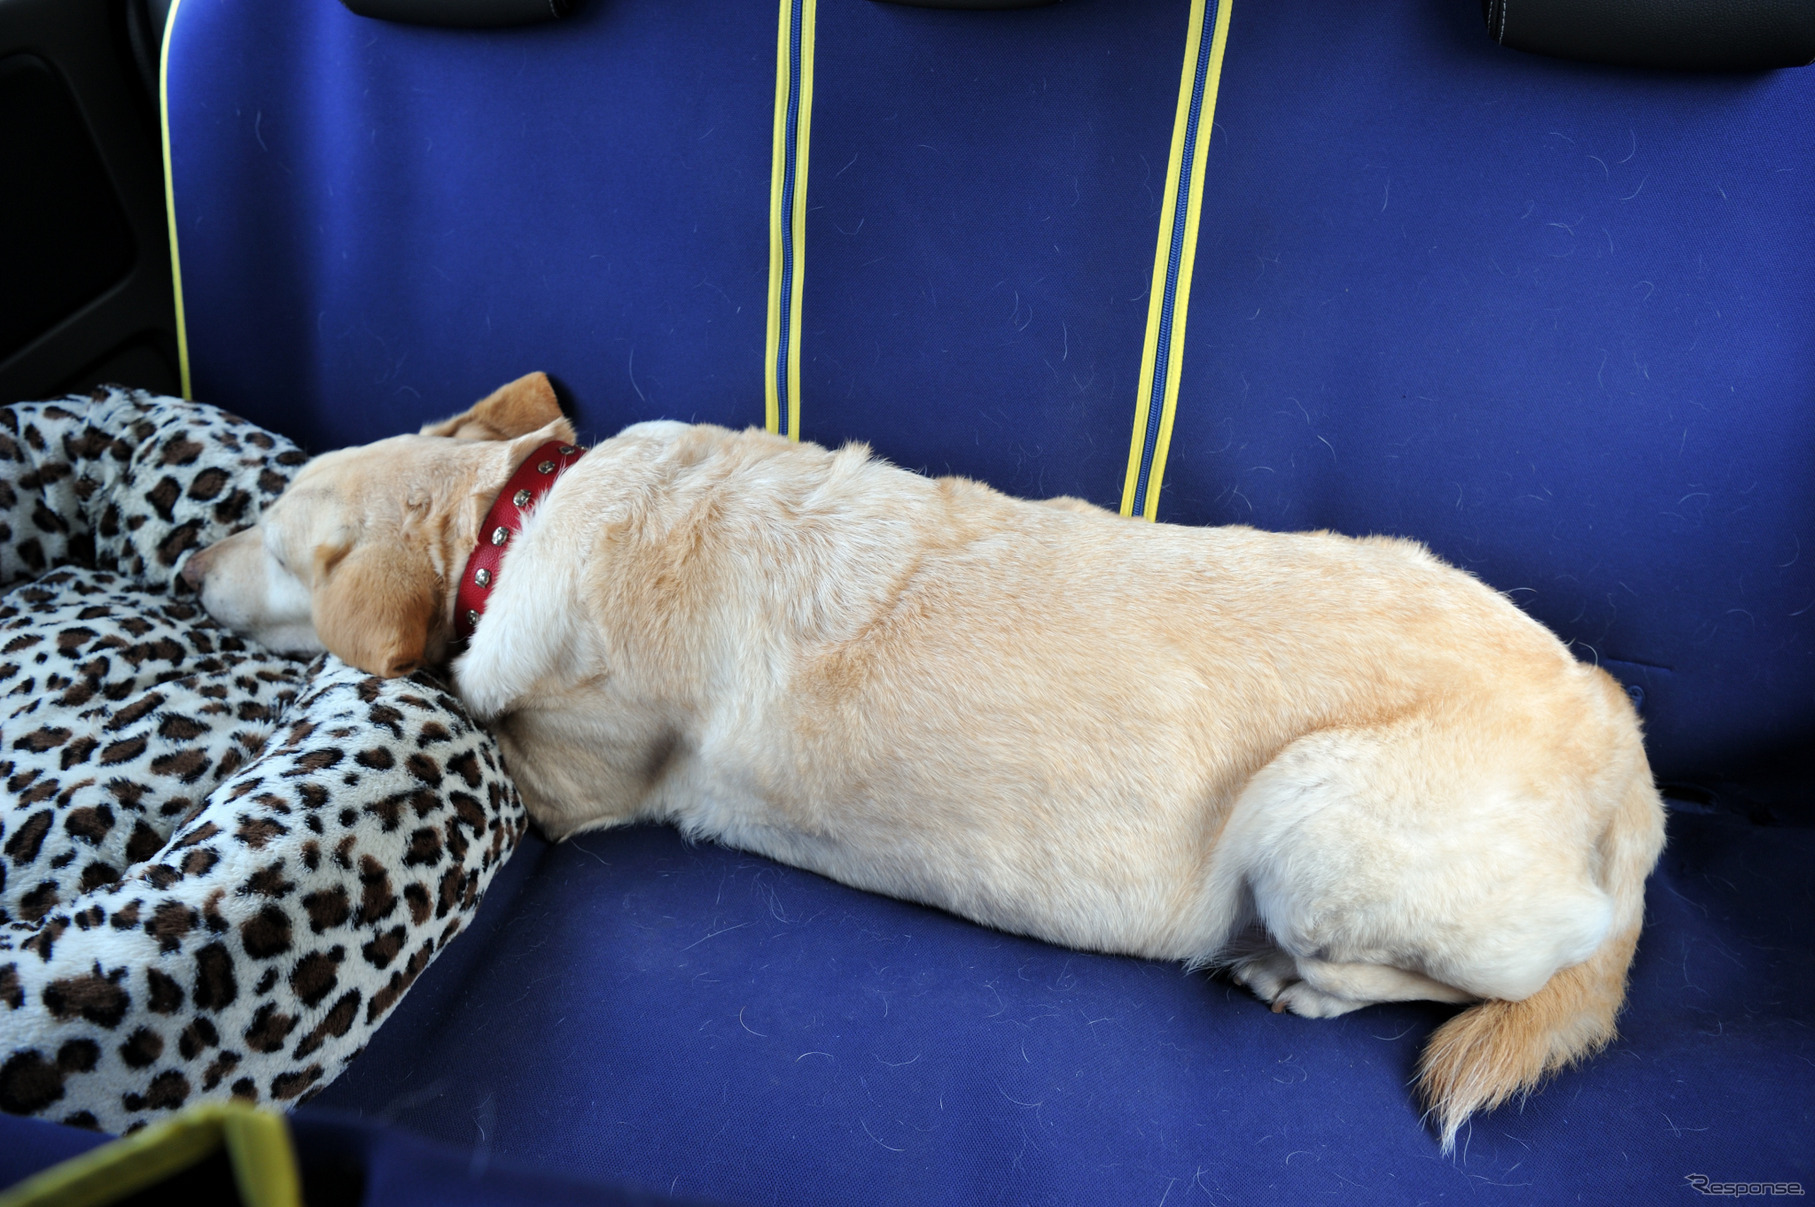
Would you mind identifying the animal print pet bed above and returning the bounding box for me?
[0,388,527,1134]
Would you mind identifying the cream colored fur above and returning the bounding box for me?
[186,373,1667,1149]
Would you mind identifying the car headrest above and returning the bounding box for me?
[339,0,576,29]
[1484,0,1815,71]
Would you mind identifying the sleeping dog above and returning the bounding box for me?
[183,372,1666,1148]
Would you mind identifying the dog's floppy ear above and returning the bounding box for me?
[311,544,438,678]
[422,371,566,442]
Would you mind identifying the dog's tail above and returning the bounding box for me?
[1416,764,1665,1151]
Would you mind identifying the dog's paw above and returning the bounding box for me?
[1230,950,1373,1019]
[1270,979,1370,1019]
[1228,949,1300,1008]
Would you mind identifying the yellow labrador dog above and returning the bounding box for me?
[184,373,1665,1148]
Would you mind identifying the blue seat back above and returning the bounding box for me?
[164,0,1815,816]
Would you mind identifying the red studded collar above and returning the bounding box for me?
[453,439,588,645]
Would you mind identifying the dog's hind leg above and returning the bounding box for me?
[1231,947,1476,1017]
[1197,665,1660,1147]
[1205,713,1616,1015]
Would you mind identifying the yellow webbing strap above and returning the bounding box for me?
[158,0,192,401]
[765,0,818,441]
[0,1104,300,1207]
[1121,0,1233,519]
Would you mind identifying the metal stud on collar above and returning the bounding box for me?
[455,438,590,648]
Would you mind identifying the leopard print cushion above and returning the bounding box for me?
[0,389,527,1134]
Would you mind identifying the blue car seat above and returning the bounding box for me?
[5,0,1810,1201]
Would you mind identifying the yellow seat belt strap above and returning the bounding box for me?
[1121,0,1233,519]
[766,0,818,441]
[160,0,193,400]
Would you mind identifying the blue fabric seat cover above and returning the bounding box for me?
[17,0,1799,1201]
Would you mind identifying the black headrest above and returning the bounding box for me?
[1485,0,1815,71]
[339,0,576,28]
[869,0,1057,7]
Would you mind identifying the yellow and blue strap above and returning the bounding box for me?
[160,0,193,401]
[1121,0,1233,519]
[766,0,818,441]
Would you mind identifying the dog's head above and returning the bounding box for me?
[184,372,576,677]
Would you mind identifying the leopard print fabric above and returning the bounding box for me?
[0,389,527,1133]
[0,389,300,593]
